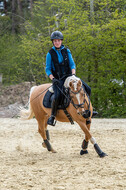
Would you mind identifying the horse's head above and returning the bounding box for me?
[69,79,85,114]
[65,76,91,118]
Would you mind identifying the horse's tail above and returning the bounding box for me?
[20,86,37,120]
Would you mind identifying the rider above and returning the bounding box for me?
[45,31,96,126]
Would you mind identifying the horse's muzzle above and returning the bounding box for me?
[80,110,91,118]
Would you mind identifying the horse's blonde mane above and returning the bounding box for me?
[64,75,80,88]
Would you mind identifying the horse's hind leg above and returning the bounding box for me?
[44,115,50,141]
[37,116,56,153]
[41,116,50,148]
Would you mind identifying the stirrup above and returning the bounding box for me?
[47,116,56,126]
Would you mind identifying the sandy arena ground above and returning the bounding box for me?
[0,118,126,190]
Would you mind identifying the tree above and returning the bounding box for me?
[0,0,126,117]
[12,0,16,34]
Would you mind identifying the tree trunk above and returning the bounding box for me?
[12,0,16,34]
[30,0,33,16]
[17,0,23,33]
[17,0,22,17]
[3,0,7,15]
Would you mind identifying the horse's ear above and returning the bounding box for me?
[78,80,82,87]
[69,81,73,88]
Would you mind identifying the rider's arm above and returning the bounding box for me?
[72,69,76,75]
[45,52,54,79]
[67,49,76,74]
[49,74,54,80]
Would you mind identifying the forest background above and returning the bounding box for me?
[0,0,126,118]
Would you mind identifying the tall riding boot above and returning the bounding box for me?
[47,100,58,126]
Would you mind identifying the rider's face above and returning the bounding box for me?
[53,39,62,49]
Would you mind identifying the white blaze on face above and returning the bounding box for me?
[76,93,80,105]
[73,82,77,91]
[73,82,80,105]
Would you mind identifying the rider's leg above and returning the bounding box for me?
[47,81,63,126]
[47,98,59,126]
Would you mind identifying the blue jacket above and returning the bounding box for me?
[45,45,76,77]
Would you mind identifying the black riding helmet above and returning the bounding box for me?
[51,31,63,41]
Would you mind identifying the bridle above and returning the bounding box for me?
[70,87,84,109]
[70,86,90,110]
[56,84,91,118]
[70,86,83,95]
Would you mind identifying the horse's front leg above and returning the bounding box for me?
[80,119,91,155]
[77,120,107,157]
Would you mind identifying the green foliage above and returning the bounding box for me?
[0,0,126,117]
[0,15,12,34]
[0,34,22,84]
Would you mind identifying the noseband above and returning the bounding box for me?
[70,86,84,108]
[70,86,83,95]
[70,87,85,109]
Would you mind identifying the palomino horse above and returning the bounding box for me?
[20,75,107,157]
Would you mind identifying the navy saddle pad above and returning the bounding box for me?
[43,89,70,109]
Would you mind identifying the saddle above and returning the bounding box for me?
[43,87,70,109]
[43,87,74,124]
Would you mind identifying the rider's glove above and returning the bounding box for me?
[52,78,60,85]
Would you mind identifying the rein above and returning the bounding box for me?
[30,85,53,104]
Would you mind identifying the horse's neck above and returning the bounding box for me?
[84,93,90,109]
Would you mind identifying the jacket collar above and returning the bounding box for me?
[52,45,64,51]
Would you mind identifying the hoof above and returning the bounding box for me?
[42,142,46,148]
[51,149,57,153]
[80,150,88,155]
[99,152,108,158]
